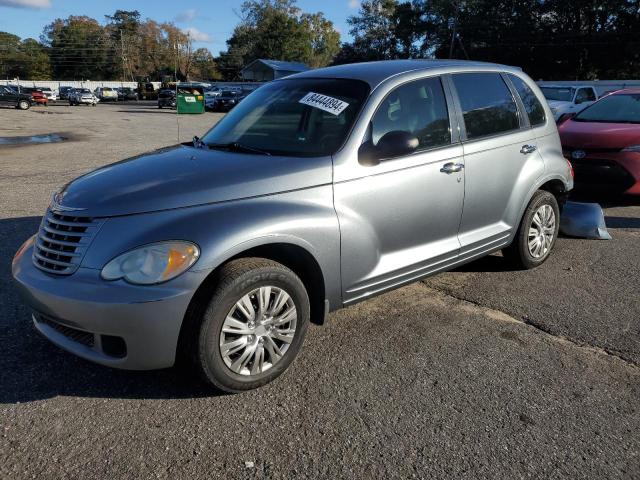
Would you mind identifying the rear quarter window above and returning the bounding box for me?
[508,74,546,126]
[452,73,520,140]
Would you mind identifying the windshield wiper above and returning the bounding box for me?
[205,142,272,156]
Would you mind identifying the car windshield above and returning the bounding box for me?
[80,89,91,94]
[201,78,370,157]
[541,87,575,102]
[574,93,640,123]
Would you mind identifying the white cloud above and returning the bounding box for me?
[348,0,359,9]
[175,8,197,23]
[183,27,212,43]
[0,0,51,8]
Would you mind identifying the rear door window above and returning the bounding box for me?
[452,73,520,140]
[508,74,546,126]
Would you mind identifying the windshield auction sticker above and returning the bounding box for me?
[299,92,349,115]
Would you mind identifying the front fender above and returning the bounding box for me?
[82,186,342,309]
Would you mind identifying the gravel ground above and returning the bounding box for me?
[1,102,639,479]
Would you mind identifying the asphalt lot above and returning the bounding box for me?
[1,101,639,479]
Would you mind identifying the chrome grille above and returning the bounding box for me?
[33,209,104,275]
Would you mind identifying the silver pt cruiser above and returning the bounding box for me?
[12,60,573,392]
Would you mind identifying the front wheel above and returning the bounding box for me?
[503,190,560,269]
[187,258,310,393]
[18,99,30,110]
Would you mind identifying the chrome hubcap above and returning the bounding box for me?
[528,204,556,259]
[219,286,297,376]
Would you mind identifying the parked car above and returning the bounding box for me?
[12,60,572,393]
[558,88,640,195]
[94,87,118,102]
[69,88,98,106]
[39,87,58,102]
[157,89,176,109]
[540,85,598,121]
[59,86,73,100]
[117,87,137,101]
[0,85,32,110]
[21,87,48,106]
[207,90,244,111]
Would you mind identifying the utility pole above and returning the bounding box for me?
[120,30,126,89]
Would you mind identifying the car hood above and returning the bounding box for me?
[547,100,572,109]
[559,120,640,150]
[55,145,332,217]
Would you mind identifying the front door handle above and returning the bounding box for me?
[520,144,537,154]
[440,162,464,174]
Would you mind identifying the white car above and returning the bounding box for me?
[204,90,221,110]
[69,88,99,106]
[539,85,598,121]
[94,87,118,102]
[39,87,58,101]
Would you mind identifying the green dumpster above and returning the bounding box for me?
[177,89,205,114]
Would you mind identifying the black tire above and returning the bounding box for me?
[503,190,560,269]
[158,105,162,109]
[17,99,30,110]
[187,258,310,393]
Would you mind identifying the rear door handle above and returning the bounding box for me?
[520,144,537,154]
[440,162,464,174]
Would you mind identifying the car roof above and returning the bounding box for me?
[540,85,588,88]
[287,59,515,88]
[609,88,640,95]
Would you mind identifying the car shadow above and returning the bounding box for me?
[115,110,176,114]
[605,216,640,229]
[569,191,640,208]
[0,216,223,403]
[449,252,522,273]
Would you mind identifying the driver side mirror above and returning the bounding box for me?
[358,130,419,166]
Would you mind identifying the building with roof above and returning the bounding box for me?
[241,59,310,82]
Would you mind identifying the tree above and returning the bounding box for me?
[334,0,432,64]
[191,48,221,80]
[337,0,640,80]
[0,32,51,79]
[42,16,114,80]
[105,10,141,81]
[217,0,340,79]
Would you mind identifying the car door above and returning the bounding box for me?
[334,75,465,305]
[450,72,545,260]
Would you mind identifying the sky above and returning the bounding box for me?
[0,0,360,55]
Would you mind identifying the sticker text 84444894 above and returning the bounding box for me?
[299,92,350,116]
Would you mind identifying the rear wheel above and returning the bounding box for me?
[503,190,560,269]
[17,99,30,110]
[187,258,310,393]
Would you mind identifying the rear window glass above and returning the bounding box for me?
[452,73,520,139]
[508,74,546,126]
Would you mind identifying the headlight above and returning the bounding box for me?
[622,145,640,152]
[101,241,200,285]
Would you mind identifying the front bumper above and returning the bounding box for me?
[12,243,210,370]
[564,151,640,195]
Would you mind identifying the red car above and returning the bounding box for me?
[558,89,640,195]
[22,88,48,106]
